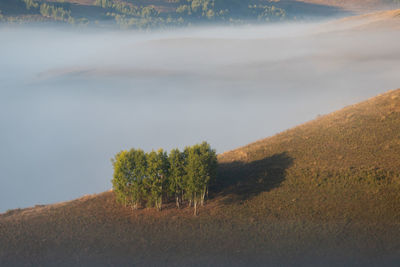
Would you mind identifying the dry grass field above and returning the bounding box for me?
[1,89,400,266]
[298,0,398,12]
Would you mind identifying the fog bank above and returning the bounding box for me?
[1,23,400,212]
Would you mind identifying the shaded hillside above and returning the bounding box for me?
[0,0,347,28]
[1,89,400,266]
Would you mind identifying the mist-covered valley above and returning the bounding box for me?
[1,19,400,212]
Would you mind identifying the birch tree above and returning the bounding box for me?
[198,142,217,206]
[129,149,147,209]
[112,142,216,215]
[185,145,204,215]
[184,142,217,215]
[111,149,147,209]
[146,149,169,210]
[111,150,131,206]
[168,148,186,208]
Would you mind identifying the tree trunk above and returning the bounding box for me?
[159,185,163,211]
[176,195,180,208]
[201,186,206,206]
[194,192,198,216]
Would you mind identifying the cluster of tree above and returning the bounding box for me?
[23,0,39,10]
[122,5,158,17]
[40,3,73,22]
[21,0,75,23]
[97,0,287,28]
[248,5,286,22]
[96,0,159,17]
[111,14,171,29]
[169,1,286,26]
[112,142,217,215]
[94,0,168,29]
[176,0,224,20]
[94,0,113,9]
[1,0,290,28]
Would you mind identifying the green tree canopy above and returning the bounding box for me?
[111,142,217,215]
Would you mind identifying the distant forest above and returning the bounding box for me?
[0,0,342,29]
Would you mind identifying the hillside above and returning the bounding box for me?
[319,8,400,31]
[1,89,400,266]
[299,0,399,12]
[0,0,374,28]
[219,89,400,170]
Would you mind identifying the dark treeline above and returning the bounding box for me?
[4,0,399,28]
[0,0,288,29]
[112,142,217,215]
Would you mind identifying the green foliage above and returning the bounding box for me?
[168,148,186,208]
[0,0,297,28]
[23,0,39,10]
[106,4,166,29]
[97,0,288,28]
[94,0,113,9]
[111,149,147,208]
[176,0,220,21]
[111,150,131,206]
[185,142,217,214]
[96,0,159,18]
[248,5,286,22]
[145,149,169,210]
[40,3,72,21]
[141,6,159,18]
[111,142,217,214]
[111,2,140,16]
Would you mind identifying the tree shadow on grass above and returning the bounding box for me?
[211,152,293,203]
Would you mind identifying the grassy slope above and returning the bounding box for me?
[218,89,400,220]
[298,0,399,12]
[326,9,400,30]
[1,89,400,266]
[219,89,400,171]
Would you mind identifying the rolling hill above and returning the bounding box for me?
[2,0,396,28]
[299,0,399,12]
[1,89,400,266]
[325,8,400,30]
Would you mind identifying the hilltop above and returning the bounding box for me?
[1,89,400,266]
